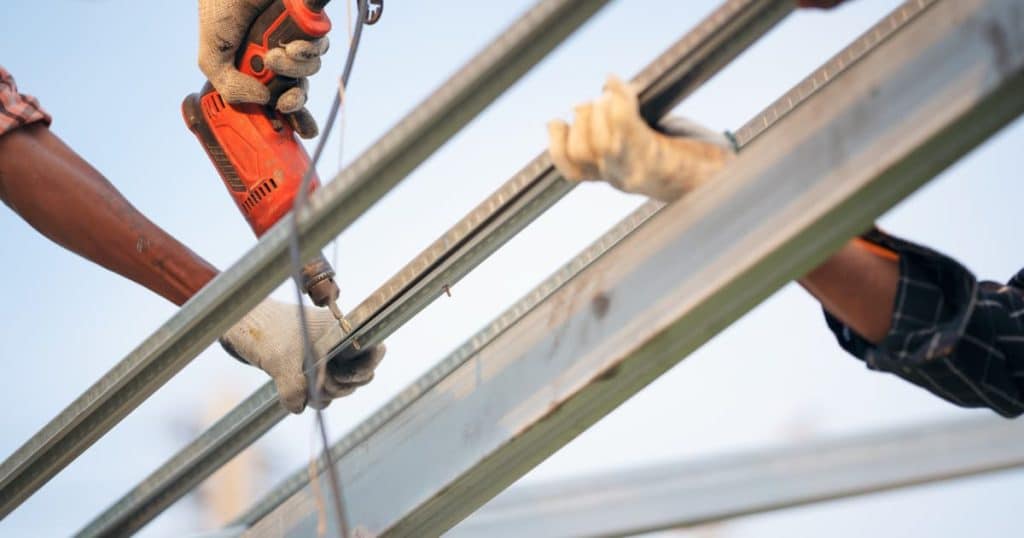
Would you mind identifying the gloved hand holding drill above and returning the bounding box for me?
[5,0,380,415]
[199,0,329,138]
[197,0,385,413]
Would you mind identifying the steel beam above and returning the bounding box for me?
[0,0,613,519]
[241,0,1024,535]
[78,1,797,535]
[452,417,1024,537]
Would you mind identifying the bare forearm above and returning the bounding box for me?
[0,124,218,305]
[799,238,900,343]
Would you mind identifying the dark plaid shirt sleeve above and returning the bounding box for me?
[824,229,1024,418]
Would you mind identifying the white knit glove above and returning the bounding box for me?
[220,298,385,413]
[547,75,735,203]
[198,0,329,138]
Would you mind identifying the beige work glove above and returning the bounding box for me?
[220,298,386,413]
[547,75,735,203]
[198,0,329,139]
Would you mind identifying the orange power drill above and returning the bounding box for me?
[183,0,351,329]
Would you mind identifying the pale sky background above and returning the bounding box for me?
[1,1,1022,536]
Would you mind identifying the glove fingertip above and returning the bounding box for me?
[603,74,625,93]
[283,39,328,60]
[548,123,585,182]
[602,73,621,92]
[547,119,568,139]
[277,381,307,414]
[604,75,640,106]
[328,385,357,399]
[288,108,320,139]
[282,397,305,414]
[573,103,594,119]
[276,87,307,114]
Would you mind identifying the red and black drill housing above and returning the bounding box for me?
[183,0,339,306]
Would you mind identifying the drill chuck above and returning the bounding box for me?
[301,255,339,308]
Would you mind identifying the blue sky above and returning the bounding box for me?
[1,0,1021,536]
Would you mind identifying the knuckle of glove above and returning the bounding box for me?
[276,87,307,114]
[197,53,221,82]
[278,378,307,414]
[565,128,592,164]
[328,345,385,386]
[606,93,638,131]
[337,369,375,387]
[215,69,270,105]
[284,38,329,60]
[266,47,322,78]
[548,121,587,182]
[287,108,319,139]
[269,360,309,414]
[325,384,357,399]
[566,133,599,179]
[322,371,359,399]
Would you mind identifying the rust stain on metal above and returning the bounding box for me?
[590,292,611,320]
[595,364,621,383]
[543,399,567,419]
[545,286,571,330]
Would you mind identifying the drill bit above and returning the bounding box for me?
[325,300,360,350]
[326,300,354,334]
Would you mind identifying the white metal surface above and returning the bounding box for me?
[452,417,1024,537]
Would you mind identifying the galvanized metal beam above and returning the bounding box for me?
[78,1,797,535]
[241,0,1024,535]
[0,0,613,519]
[452,417,1024,537]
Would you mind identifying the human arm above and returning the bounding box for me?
[546,75,1024,417]
[0,120,380,413]
[546,75,898,344]
[800,238,899,343]
[0,122,219,306]
[817,231,1024,417]
[0,64,378,413]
